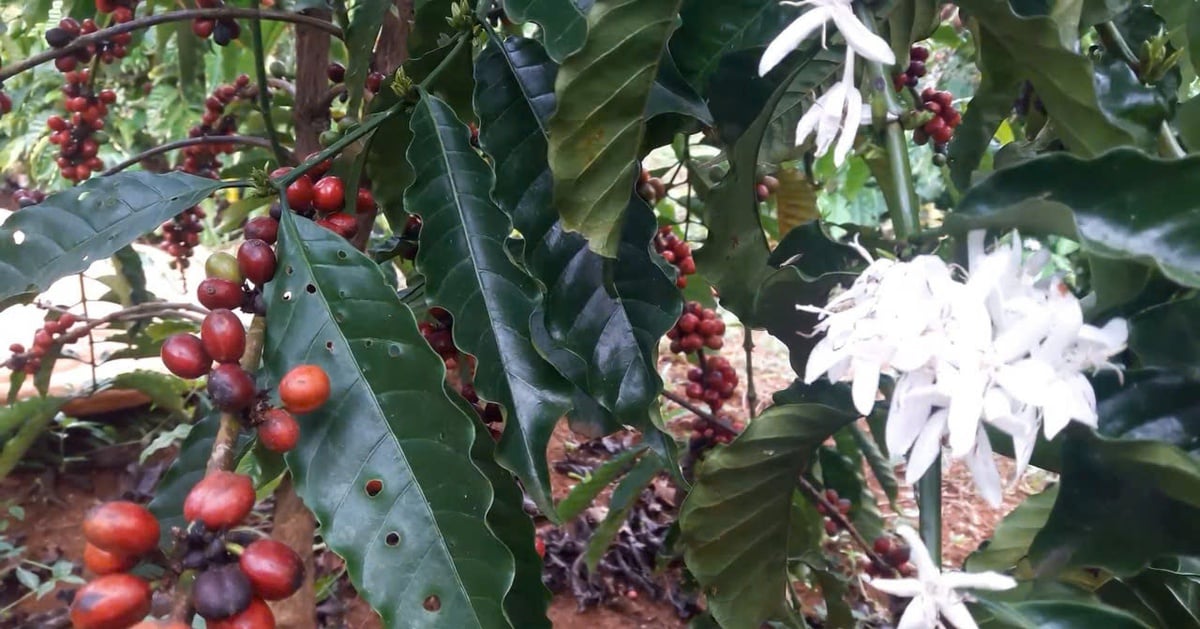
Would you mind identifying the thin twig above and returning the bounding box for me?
[267,77,296,98]
[250,0,290,166]
[661,389,739,434]
[101,136,276,176]
[206,316,266,473]
[743,327,757,417]
[8,301,209,365]
[77,275,97,390]
[0,8,343,82]
[797,476,900,577]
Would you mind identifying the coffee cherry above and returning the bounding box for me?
[239,538,304,600]
[45,27,75,48]
[824,519,838,535]
[257,408,299,453]
[886,544,911,567]
[323,212,358,238]
[208,597,275,629]
[302,151,333,179]
[161,334,212,380]
[193,564,253,620]
[207,363,257,411]
[131,621,191,629]
[82,501,160,557]
[71,574,152,629]
[244,217,279,245]
[184,471,256,530]
[873,536,892,555]
[83,543,138,575]
[213,18,240,46]
[365,72,385,93]
[198,278,244,311]
[278,364,331,414]
[535,537,546,559]
[285,176,314,210]
[910,45,929,61]
[355,187,375,213]
[312,176,345,214]
[201,310,247,363]
[237,239,277,285]
[206,252,244,284]
[327,62,346,83]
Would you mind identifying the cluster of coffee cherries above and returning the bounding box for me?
[666,301,726,354]
[275,157,372,241]
[892,45,929,91]
[653,226,695,289]
[667,302,741,444]
[44,9,137,72]
[325,61,386,95]
[5,313,78,375]
[192,0,242,46]
[418,308,502,426]
[817,487,854,535]
[683,355,738,414]
[47,70,113,182]
[635,166,667,204]
[912,87,961,153]
[71,501,162,628]
[12,187,46,208]
[867,535,916,578]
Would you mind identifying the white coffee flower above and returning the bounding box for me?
[869,526,1017,629]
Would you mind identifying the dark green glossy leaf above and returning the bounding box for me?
[263,210,515,628]
[669,0,802,89]
[850,424,899,506]
[1094,369,1200,454]
[548,0,682,257]
[680,404,855,629]
[584,453,663,570]
[1189,1,1200,76]
[1178,97,1200,152]
[1082,0,1132,25]
[955,0,1139,155]
[1099,556,1200,628]
[948,149,1200,290]
[1092,56,1169,146]
[947,24,1026,190]
[0,172,223,306]
[1130,294,1200,375]
[645,48,713,123]
[973,597,1154,628]
[475,37,682,427]
[502,0,588,62]
[556,445,647,522]
[406,90,573,516]
[966,484,1059,573]
[111,246,153,306]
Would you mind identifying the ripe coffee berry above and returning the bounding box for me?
[278,364,331,414]
[327,62,346,83]
[184,471,256,530]
[237,239,277,285]
[653,225,695,288]
[239,538,305,600]
[312,175,345,214]
[244,216,279,244]
[201,309,247,363]
[71,574,152,629]
[161,334,213,380]
[257,408,300,453]
[320,212,358,239]
[285,176,315,210]
[82,501,160,557]
[83,543,138,575]
[208,597,275,629]
[193,565,253,620]
[912,88,960,153]
[207,363,257,411]
[198,278,245,311]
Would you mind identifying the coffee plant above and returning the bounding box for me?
[0,0,1198,626]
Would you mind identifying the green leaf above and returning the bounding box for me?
[103,370,191,417]
[502,0,589,62]
[1178,97,1200,152]
[849,423,899,506]
[1130,294,1200,374]
[1093,369,1200,453]
[680,404,855,629]
[474,37,682,426]
[406,90,574,517]
[974,598,1154,628]
[948,149,1200,290]
[966,484,1060,573]
[1189,1,1200,78]
[645,48,713,123]
[556,446,647,522]
[548,0,683,257]
[0,172,223,306]
[110,246,153,306]
[947,23,1024,191]
[1099,556,1200,628]
[0,396,67,479]
[584,453,663,570]
[955,0,1139,155]
[668,0,802,89]
[263,209,515,628]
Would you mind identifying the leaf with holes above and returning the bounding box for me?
[680,404,855,628]
[0,172,222,306]
[548,0,683,257]
[502,0,589,62]
[474,37,682,428]
[263,210,515,628]
[405,89,574,517]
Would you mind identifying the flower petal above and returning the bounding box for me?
[895,525,939,580]
[851,355,882,415]
[941,571,1018,591]
[826,4,896,64]
[794,107,823,149]
[896,595,940,629]
[947,368,986,458]
[759,9,832,76]
[887,371,935,456]
[905,409,947,486]
[965,427,1003,507]
[939,600,981,629]
[832,85,861,167]
[868,577,924,598]
[805,337,843,384]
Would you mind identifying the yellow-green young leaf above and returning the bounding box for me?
[680,404,855,629]
[263,210,515,628]
[548,0,682,258]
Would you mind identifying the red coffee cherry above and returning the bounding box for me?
[302,151,332,179]
[82,501,160,557]
[324,212,358,239]
[239,538,305,600]
[257,408,300,453]
[326,62,346,83]
[237,239,277,285]
[201,309,247,364]
[312,176,345,214]
[131,621,191,629]
[355,187,375,213]
[198,278,245,311]
[243,216,279,244]
[208,597,275,629]
[207,363,257,411]
[70,574,152,629]
[184,471,256,530]
[160,334,212,379]
[278,364,331,414]
[83,543,138,576]
[284,176,314,210]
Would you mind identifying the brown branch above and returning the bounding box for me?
[292,10,333,157]
[797,476,900,577]
[101,136,279,176]
[373,0,415,73]
[269,476,317,627]
[205,316,266,473]
[743,328,758,418]
[661,389,739,434]
[7,301,207,365]
[0,9,342,82]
